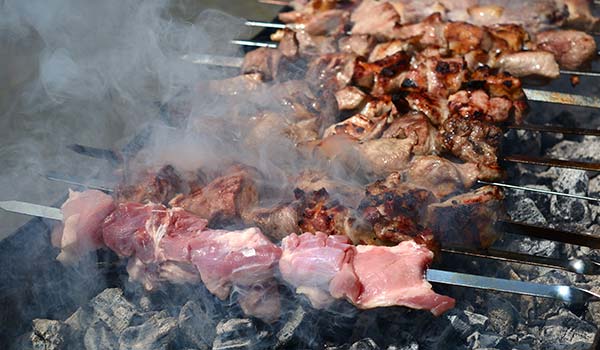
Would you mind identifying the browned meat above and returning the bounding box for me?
[354,138,416,175]
[426,185,504,247]
[203,73,264,96]
[338,34,377,57]
[404,92,449,125]
[359,176,437,244]
[169,165,259,226]
[382,111,440,155]
[244,112,316,150]
[292,170,364,208]
[242,205,300,241]
[368,40,412,62]
[369,52,412,96]
[296,31,339,56]
[448,90,514,123]
[303,9,350,36]
[276,29,299,59]
[487,24,529,52]
[351,0,402,40]
[535,29,597,69]
[438,114,503,180]
[306,53,358,91]
[405,156,479,198]
[116,165,187,205]
[497,51,560,78]
[445,22,492,55]
[241,48,282,81]
[559,0,600,31]
[335,86,367,110]
[422,56,468,96]
[285,118,321,144]
[294,188,376,244]
[392,13,447,47]
[324,99,394,140]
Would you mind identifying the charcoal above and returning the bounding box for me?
[501,236,560,259]
[539,308,597,350]
[349,338,379,350]
[546,137,600,163]
[178,300,218,350]
[118,310,177,350]
[275,305,317,349]
[446,309,488,338]
[64,307,93,333]
[30,319,73,350]
[84,321,118,350]
[549,169,591,225]
[465,331,510,350]
[386,342,419,350]
[90,288,138,335]
[212,318,270,350]
[485,296,520,337]
[507,197,547,225]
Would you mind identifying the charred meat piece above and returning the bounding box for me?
[169,165,259,227]
[392,13,447,47]
[368,40,413,62]
[359,175,437,243]
[293,169,364,208]
[445,21,492,55]
[426,185,504,247]
[116,165,187,205]
[487,24,529,52]
[306,53,358,91]
[438,114,503,180]
[448,89,514,123]
[324,99,394,141]
[405,92,449,126]
[382,111,440,155]
[405,155,480,198]
[535,29,597,69]
[243,205,301,241]
[303,9,350,36]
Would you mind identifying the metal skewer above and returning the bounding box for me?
[502,155,600,172]
[1,200,598,306]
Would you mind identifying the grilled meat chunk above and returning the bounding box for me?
[351,0,402,39]
[448,89,514,123]
[169,165,259,226]
[324,99,394,140]
[241,48,282,81]
[293,170,364,208]
[303,9,350,36]
[405,92,449,126]
[535,29,597,69]
[116,165,186,205]
[354,137,416,175]
[426,185,504,247]
[338,34,377,57]
[498,51,560,78]
[405,156,479,198]
[203,73,264,96]
[382,111,439,155]
[359,175,437,243]
[335,86,367,110]
[243,205,301,241]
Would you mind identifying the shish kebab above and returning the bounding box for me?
[1,183,599,323]
[239,0,600,79]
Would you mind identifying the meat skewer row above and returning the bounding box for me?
[47,188,600,323]
[274,0,600,34]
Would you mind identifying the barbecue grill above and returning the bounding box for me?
[2,1,600,349]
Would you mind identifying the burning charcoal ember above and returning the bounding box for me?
[118,311,177,350]
[83,321,118,350]
[212,318,270,350]
[540,308,598,350]
[89,288,138,335]
[349,338,380,350]
[30,319,75,350]
[178,300,219,350]
[51,189,115,264]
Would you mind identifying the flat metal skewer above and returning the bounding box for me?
[477,180,600,203]
[441,247,600,275]
[45,171,116,193]
[505,124,600,137]
[502,155,600,172]
[498,219,600,249]
[1,199,597,305]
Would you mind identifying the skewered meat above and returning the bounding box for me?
[404,92,449,126]
[127,257,201,291]
[426,185,503,247]
[535,30,597,69]
[303,9,350,36]
[292,169,364,208]
[202,73,264,96]
[359,178,437,243]
[116,165,187,205]
[405,156,479,198]
[52,189,115,264]
[324,99,394,140]
[351,0,402,39]
[382,111,440,155]
[497,51,560,78]
[348,241,455,315]
[241,48,283,81]
[560,0,600,31]
[279,232,359,308]
[243,204,301,241]
[448,89,514,123]
[335,85,367,110]
[354,137,417,175]
[189,227,282,322]
[169,165,259,226]
[280,232,455,315]
[338,34,377,57]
